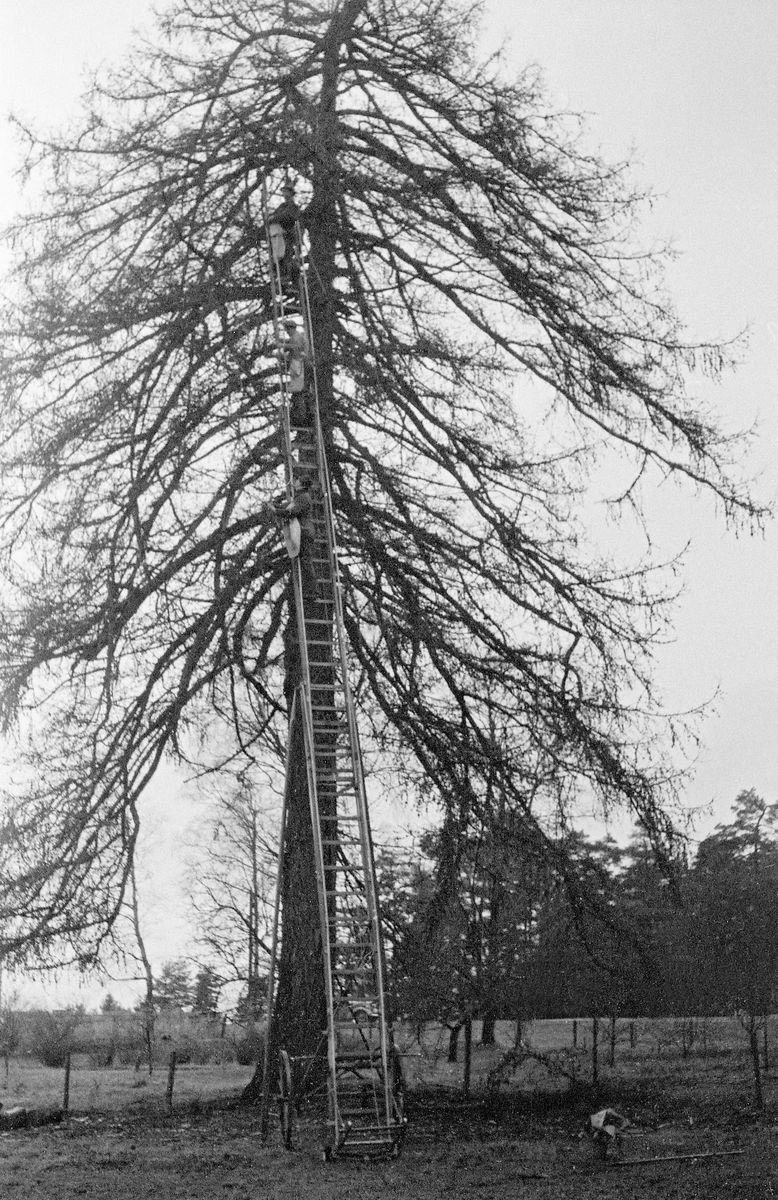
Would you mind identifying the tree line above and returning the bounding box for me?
[382,789,778,1040]
[183,783,778,1050]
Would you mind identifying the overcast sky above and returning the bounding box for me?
[0,0,776,1003]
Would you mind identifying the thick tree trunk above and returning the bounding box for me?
[241,604,330,1104]
[591,1015,599,1086]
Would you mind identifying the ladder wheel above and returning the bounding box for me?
[277,1049,294,1149]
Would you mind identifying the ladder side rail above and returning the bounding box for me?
[296,237,369,839]
[296,664,343,1145]
[346,713,395,1127]
[258,690,298,1140]
[296,233,346,603]
[297,238,396,1133]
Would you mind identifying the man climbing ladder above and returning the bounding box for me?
[259,177,406,1160]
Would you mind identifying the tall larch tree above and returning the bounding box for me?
[0,0,766,1065]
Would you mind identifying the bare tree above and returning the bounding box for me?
[0,0,766,1057]
[129,837,156,1074]
[185,768,281,1019]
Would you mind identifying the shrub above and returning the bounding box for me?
[233,1030,264,1067]
[25,1008,82,1067]
[0,1008,20,1057]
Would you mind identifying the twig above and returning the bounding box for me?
[612,1150,745,1167]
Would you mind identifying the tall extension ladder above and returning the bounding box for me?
[259,179,405,1160]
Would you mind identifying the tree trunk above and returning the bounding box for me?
[241,708,326,1104]
[448,1022,462,1063]
[609,1013,617,1068]
[462,1016,473,1100]
[749,1020,764,1109]
[591,1015,599,1086]
[480,1008,497,1046]
[129,853,155,1076]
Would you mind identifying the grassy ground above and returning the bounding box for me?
[0,1058,255,1116]
[1,1018,776,1198]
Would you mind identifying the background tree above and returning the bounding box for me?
[0,0,765,1066]
[154,959,194,1012]
[689,792,778,1107]
[185,770,279,1021]
[192,965,221,1020]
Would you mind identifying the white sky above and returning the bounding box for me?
[0,0,776,1004]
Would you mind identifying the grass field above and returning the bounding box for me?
[4,1015,770,1114]
[0,1017,776,1198]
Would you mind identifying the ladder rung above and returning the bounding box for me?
[333,1123,396,1132]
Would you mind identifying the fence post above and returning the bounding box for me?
[166,1051,177,1117]
[63,1051,71,1116]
